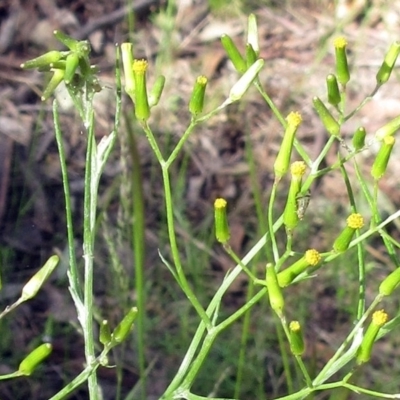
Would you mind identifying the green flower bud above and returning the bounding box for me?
[376,41,400,85]
[214,198,230,244]
[274,113,303,179]
[228,59,264,102]
[313,96,340,137]
[352,126,366,150]
[282,161,306,230]
[121,43,135,99]
[266,263,284,316]
[21,51,63,69]
[333,213,364,253]
[99,320,112,346]
[357,310,388,364]
[53,30,80,52]
[111,307,138,344]
[247,14,259,56]
[132,59,150,121]
[189,75,208,116]
[289,321,305,356]
[41,68,65,101]
[334,37,350,85]
[18,343,52,376]
[326,74,341,106]
[379,267,400,296]
[278,249,321,287]
[245,43,257,68]
[20,255,59,302]
[220,34,247,74]
[64,52,80,84]
[375,115,400,141]
[371,136,395,180]
[148,75,166,107]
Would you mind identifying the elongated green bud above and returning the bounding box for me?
[246,43,257,68]
[326,74,341,106]
[247,14,259,56]
[375,115,400,140]
[379,267,400,296]
[266,263,284,316]
[283,161,306,230]
[334,37,350,85]
[121,43,135,99]
[274,113,303,179]
[228,59,264,102]
[189,75,207,116]
[132,59,150,121]
[333,213,364,253]
[289,321,305,356]
[352,126,366,150]
[64,52,79,84]
[148,75,166,107]
[99,320,112,346]
[53,30,79,51]
[18,343,52,376]
[313,96,340,137]
[41,68,65,101]
[20,255,59,301]
[371,136,395,180]
[21,51,63,69]
[376,41,400,85]
[112,307,138,344]
[278,249,321,287]
[357,310,388,364]
[221,34,247,73]
[214,198,230,244]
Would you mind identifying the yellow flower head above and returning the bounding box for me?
[289,320,301,332]
[334,36,347,49]
[132,59,148,75]
[305,249,321,266]
[287,111,302,128]
[214,198,227,209]
[372,309,388,327]
[346,213,364,229]
[290,161,306,178]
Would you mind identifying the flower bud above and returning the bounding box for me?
[41,68,65,101]
[18,343,52,376]
[375,115,400,141]
[274,113,303,179]
[20,255,59,302]
[21,51,63,69]
[111,307,138,344]
[148,75,166,107]
[289,321,305,356]
[379,267,400,296]
[132,59,150,121]
[228,58,264,102]
[334,36,350,85]
[53,30,79,52]
[266,263,284,316]
[352,126,366,150]
[371,136,395,180]
[357,310,388,364]
[121,43,135,99]
[333,213,364,253]
[214,198,230,244]
[220,34,247,74]
[64,52,80,84]
[247,14,259,56]
[326,74,341,106]
[376,41,400,85]
[313,96,340,137]
[189,75,207,116]
[278,249,321,287]
[245,43,257,68]
[99,320,112,346]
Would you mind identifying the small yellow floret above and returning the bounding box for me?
[290,161,306,178]
[289,321,301,332]
[132,59,148,74]
[305,249,321,266]
[197,75,208,86]
[383,136,395,145]
[346,213,364,229]
[214,198,227,209]
[334,37,348,49]
[372,309,388,327]
[287,111,302,128]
